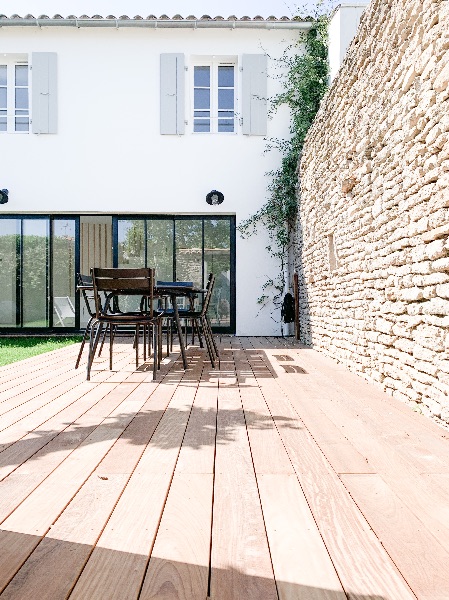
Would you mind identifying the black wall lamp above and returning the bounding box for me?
[0,189,8,204]
[206,190,224,206]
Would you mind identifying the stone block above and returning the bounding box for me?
[436,283,449,298]
[422,297,449,315]
[434,60,449,92]
[398,287,424,301]
[412,343,437,362]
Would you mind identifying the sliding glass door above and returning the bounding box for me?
[0,216,79,330]
[114,216,235,332]
[0,219,19,327]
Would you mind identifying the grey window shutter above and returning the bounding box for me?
[31,52,57,134]
[242,54,267,136]
[160,53,185,135]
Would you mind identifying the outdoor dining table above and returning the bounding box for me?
[77,278,206,370]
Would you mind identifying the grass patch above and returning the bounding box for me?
[0,336,82,367]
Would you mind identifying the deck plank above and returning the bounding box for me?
[341,473,449,599]
[244,337,416,600]
[139,359,217,599]
[68,352,203,600]
[264,342,449,554]
[0,336,448,600]
[0,362,186,600]
[232,340,345,599]
[257,474,345,600]
[209,338,277,600]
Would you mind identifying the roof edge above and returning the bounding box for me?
[0,14,313,29]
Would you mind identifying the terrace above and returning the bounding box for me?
[1,336,448,599]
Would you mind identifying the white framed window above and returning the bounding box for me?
[192,59,237,134]
[0,58,30,133]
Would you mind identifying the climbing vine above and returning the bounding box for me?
[238,8,330,310]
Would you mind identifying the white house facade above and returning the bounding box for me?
[0,13,311,335]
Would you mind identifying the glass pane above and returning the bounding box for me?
[15,117,29,132]
[52,220,76,328]
[194,88,210,110]
[147,219,174,283]
[218,66,234,87]
[175,220,202,289]
[0,219,19,327]
[0,118,6,132]
[194,66,210,87]
[0,87,6,108]
[117,219,145,312]
[118,220,145,268]
[218,88,234,110]
[0,66,6,86]
[204,219,231,328]
[194,110,210,118]
[15,65,28,86]
[15,88,29,110]
[218,110,234,118]
[218,119,235,133]
[22,219,49,327]
[194,119,210,133]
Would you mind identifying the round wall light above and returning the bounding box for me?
[206,190,224,206]
[0,189,9,205]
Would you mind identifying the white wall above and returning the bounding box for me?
[1,24,302,335]
[328,2,369,82]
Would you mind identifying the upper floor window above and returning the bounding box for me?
[193,61,236,133]
[0,61,30,133]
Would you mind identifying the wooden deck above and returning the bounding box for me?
[1,335,449,600]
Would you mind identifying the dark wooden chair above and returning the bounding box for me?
[177,273,218,367]
[86,268,161,381]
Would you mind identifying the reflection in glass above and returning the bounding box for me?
[15,65,29,132]
[175,220,202,288]
[22,219,49,327]
[218,66,234,87]
[117,220,145,312]
[147,220,174,282]
[204,219,231,326]
[118,220,145,267]
[15,88,28,109]
[0,72,6,132]
[53,220,76,328]
[15,117,29,132]
[194,88,210,110]
[194,119,210,133]
[0,219,19,327]
[218,119,234,133]
[15,65,28,86]
[194,66,210,87]
[218,88,234,110]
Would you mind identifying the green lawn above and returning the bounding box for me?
[0,336,82,367]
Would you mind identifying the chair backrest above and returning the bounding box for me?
[91,267,154,317]
[77,273,96,318]
[201,273,216,317]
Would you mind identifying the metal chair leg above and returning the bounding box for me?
[206,315,219,358]
[201,315,215,368]
[87,320,103,380]
[75,316,93,369]
[98,323,109,357]
[153,321,158,380]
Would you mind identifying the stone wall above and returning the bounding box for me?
[296,0,449,424]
